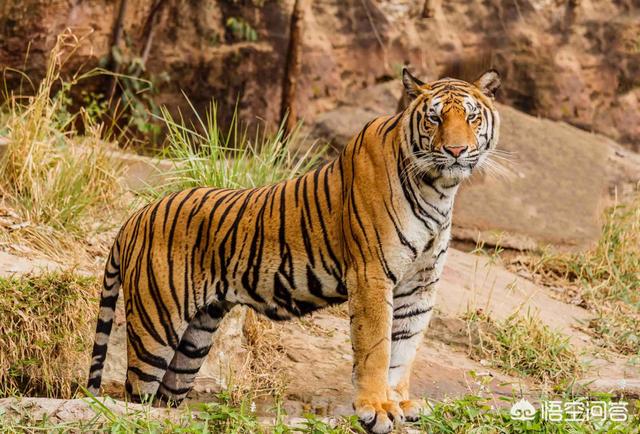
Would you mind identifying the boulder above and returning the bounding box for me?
[453,104,640,250]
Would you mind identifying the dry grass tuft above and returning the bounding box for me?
[234,309,288,404]
[0,31,125,259]
[0,271,100,398]
[465,310,583,386]
[512,195,640,355]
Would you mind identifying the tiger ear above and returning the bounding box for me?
[474,69,501,99]
[402,68,426,100]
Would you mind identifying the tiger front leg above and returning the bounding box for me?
[348,269,402,434]
[388,282,438,421]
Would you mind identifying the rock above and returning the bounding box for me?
[307,81,401,149]
[452,105,629,250]
[0,251,59,276]
[106,149,174,191]
[0,397,182,425]
[4,0,638,148]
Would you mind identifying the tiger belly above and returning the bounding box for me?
[222,257,348,320]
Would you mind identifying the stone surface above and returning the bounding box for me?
[453,105,610,249]
[0,251,59,276]
[0,397,182,425]
[2,1,638,149]
[107,149,174,191]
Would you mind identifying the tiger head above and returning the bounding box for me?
[401,68,501,183]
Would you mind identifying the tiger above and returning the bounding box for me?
[87,68,500,433]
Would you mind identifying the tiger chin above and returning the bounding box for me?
[86,69,500,434]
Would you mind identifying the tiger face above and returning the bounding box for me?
[402,69,501,183]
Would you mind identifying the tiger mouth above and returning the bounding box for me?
[446,161,473,170]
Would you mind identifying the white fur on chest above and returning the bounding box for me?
[395,224,450,291]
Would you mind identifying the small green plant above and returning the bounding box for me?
[226,17,258,42]
[465,310,583,386]
[101,46,169,142]
[0,271,100,399]
[145,97,324,199]
[0,392,366,433]
[418,394,638,433]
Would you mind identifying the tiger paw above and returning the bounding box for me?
[400,399,428,422]
[355,397,404,433]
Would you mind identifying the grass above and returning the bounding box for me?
[144,97,324,198]
[0,31,125,258]
[0,393,365,433]
[418,394,638,433]
[465,310,583,386]
[0,271,100,399]
[514,195,640,356]
[1,393,636,433]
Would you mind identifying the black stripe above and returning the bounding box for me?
[87,377,101,389]
[393,306,433,320]
[391,330,422,341]
[177,340,212,359]
[158,382,191,396]
[129,366,161,383]
[101,294,118,310]
[95,318,113,334]
[127,327,169,370]
[168,365,201,375]
[394,277,438,298]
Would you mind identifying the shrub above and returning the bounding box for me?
[0,271,100,398]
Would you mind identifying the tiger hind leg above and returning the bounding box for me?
[124,318,180,404]
[156,304,228,406]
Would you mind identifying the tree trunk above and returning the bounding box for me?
[280,0,307,136]
[141,0,169,65]
[107,0,128,104]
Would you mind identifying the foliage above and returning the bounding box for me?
[101,45,169,142]
[0,393,365,433]
[145,97,324,198]
[2,393,636,433]
[0,271,100,399]
[226,17,258,42]
[418,394,638,433]
[465,310,583,386]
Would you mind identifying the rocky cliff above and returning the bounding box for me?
[1,0,639,148]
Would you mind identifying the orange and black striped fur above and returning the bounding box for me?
[87,69,500,433]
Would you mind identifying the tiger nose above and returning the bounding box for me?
[443,145,468,158]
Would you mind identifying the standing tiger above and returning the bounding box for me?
[87,69,500,433]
